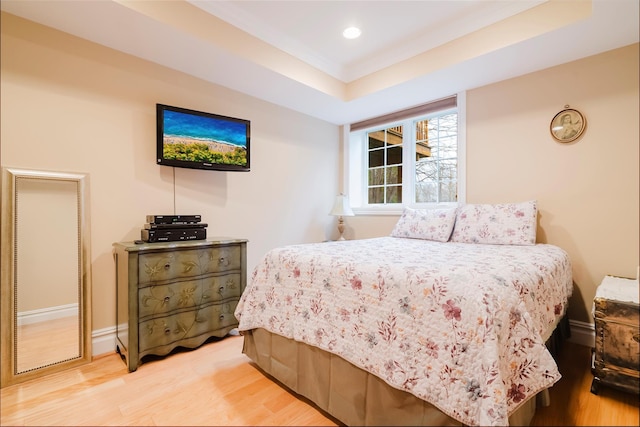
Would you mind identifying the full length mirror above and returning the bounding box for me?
[1,168,92,388]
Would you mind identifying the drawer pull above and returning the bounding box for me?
[163,296,170,303]
[164,263,171,270]
[219,257,226,265]
[164,327,171,335]
[219,286,225,292]
[219,314,225,321]
[633,334,640,343]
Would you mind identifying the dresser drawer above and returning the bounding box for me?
[595,319,640,370]
[138,273,243,319]
[138,301,239,353]
[138,245,242,284]
[594,298,640,325]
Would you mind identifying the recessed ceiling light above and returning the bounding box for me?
[342,26,361,39]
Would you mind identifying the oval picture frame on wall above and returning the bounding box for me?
[550,107,586,143]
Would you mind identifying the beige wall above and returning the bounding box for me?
[351,44,640,324]
[1,13,340,332]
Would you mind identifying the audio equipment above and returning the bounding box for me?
[145,214,201,224]
[141,227,206,243]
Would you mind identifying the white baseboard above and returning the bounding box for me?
[92,326,117,357]
[17,303,78,326]
[568,319,595,348]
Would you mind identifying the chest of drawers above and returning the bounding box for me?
[113,238,247,372]
[590,275,639,395]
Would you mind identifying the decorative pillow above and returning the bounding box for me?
[391,207,457,242]
[450,200,537,245]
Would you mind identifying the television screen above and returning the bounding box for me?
[156,104,250,172]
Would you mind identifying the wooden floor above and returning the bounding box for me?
[16,316,80,373]
[1,336,638,426]
[531,342,639,426]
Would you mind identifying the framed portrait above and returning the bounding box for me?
[550,108,586,143]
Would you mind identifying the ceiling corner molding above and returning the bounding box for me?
[115,0,347,100]
[345,0,593,101]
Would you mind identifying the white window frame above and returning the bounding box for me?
[345,92,466,215]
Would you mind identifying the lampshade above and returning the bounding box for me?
[330,194,354,217]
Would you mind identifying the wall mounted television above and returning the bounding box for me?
[156,103,250,172]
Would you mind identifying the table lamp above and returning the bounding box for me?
[329,193,354,240]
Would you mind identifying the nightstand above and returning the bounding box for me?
[590,275,639,395]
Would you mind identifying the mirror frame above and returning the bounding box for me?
[1,167,92,388]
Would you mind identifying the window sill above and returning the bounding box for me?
[352,202,459,216]
[352,207,404,216]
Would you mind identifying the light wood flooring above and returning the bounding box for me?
[16,316,80,373]
[1,335,638,426]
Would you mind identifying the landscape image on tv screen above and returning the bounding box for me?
[162,108,248,167]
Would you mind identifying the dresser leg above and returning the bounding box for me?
[590,377,601,395]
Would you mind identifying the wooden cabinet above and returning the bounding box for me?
[591,275,639,395]
[113,238,247,372]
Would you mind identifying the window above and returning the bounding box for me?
[347,94,465,213]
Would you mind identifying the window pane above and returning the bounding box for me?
[440,148,456,159]
[441,113,457,127]
[369,149,384,168]
[415,181,437,203]
[387,145,402,165]
[386,165,402,184]
[439,181,457,203]
[415,119,429,142]
[416,142,431,160]
[429,145,440,158]
[368,187,384,204]
[386,185,402,204]
[368,168,385,186]
[416,159,437,181]
[439,159,457,180]
[368,132,384,149]
[440,135,456,149]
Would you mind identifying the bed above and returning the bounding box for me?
[235,202,573,426]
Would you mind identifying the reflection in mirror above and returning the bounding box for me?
[1,168,92,388]
[15,178,80,372]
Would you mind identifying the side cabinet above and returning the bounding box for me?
[591,275,639,395]
[113,238,247,372]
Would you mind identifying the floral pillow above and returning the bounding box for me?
[391,207,457,242]
[450,200,537,245]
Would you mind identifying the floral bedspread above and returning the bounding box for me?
[235,237,573,426]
